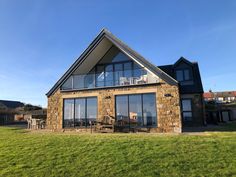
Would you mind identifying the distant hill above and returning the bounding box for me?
[0,100,24,109]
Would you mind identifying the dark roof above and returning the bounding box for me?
[158,57,204,94]
[0,100,24,109]
[46,28,178,97]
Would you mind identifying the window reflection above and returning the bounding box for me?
[129,95,142,127]
[143,94,157,126]
[61,46,158,90]
[96,65,105,87]
[114,64,123,85]
[116,96,129,126]
[63,97,97,128]
[105,64,113,86]
[63,99,74,127]
[75,98,86,127]
[116,93,157,128]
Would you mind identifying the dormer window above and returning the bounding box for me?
[176,69,191,82]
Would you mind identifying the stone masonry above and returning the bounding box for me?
[47,79,182,133]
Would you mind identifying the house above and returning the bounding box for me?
[204,91,236,103]
[46,29,204,133]
[158,58,205,126]
[204,91,236,124]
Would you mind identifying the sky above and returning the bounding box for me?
[0,0,236,107]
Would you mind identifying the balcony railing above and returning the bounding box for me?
[61,69,159,90]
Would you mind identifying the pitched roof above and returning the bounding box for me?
[158,57,204,94]
[174,57,194,67]
[46,28,178,97]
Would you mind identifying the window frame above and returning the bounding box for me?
[63,97,98,128]
[115,93,157,128]
[175,68,192,82]
[181,98,193,122]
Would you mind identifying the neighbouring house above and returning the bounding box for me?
[204,91,236,124]
[46,29,204,133]
[204,90,236,103]
[15,109,47,121]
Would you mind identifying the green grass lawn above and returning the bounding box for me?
[1,125,236,177]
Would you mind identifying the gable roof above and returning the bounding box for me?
[46,28,178,97]
[174,57,194,67]
[158,57,204,94]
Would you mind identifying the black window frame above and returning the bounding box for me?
[175,68,192,82]
[60,47,152,91]
[115,93,157,129]
[181,98,193,122]
[63,97,97,128]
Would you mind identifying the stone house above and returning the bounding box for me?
[46,29,204,133]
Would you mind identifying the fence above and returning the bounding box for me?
[0,113,15,125]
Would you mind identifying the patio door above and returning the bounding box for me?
[115,93,157,128]
[63,97,97,128]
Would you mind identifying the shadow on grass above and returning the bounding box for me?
[183,121,236,133]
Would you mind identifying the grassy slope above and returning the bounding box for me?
[0,127,236,177]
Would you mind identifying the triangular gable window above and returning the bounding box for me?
[61,46,159,90]
[98,46,130,64]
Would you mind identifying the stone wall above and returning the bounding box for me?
[47,90,63,130]
[47,81,182,133]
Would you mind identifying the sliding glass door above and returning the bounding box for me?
[129,95,142,127]
[116,95,129,127]
[143,94,157,126]
[63,97,97,128]
[74,98,86,127]
[115,93,157,128]
[63,99,74,127]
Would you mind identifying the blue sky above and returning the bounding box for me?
[0,0,236,107]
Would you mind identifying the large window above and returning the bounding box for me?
[129,94,142,127]
[95,61,146,87]
[61,76,73,90]
[63,97,97,128]
[105,64,114,86]
[61,46,158,91]
[96,65,105,87]
[63,99,74,127]
[143,94,157,126]
[115,93,157,128]
[116,95,129,126]
[181,99,192,121]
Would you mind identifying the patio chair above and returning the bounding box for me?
[120,77,129,85]
[27,118,32,129]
